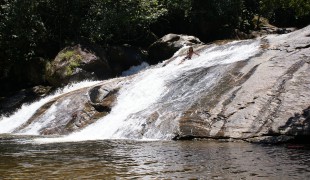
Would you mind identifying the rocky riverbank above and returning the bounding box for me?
[1,25,309,144]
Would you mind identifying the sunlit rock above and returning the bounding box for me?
[46,44,112,87]
[148,34,203,64]
[1,25,310,144]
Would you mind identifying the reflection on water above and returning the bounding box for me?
[0,136,310,179]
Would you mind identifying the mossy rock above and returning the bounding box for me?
[46,45,112,87]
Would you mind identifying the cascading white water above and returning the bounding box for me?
[30,39,261,143]
[0,81,101,133]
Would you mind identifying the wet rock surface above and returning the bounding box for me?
[176,25,310,143]
[10,25,310,143]
[0,85,53,116]
[13,79,125,135]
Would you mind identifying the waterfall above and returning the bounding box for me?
[0,81,101,133]
[0,39,261,143]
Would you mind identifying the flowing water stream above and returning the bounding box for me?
[1,39,309,179]
[0,39,262,142]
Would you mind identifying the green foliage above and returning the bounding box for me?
[154,0,247,41]
[81,0,167,44]
[65,58,81,76]
[190,0,244,32]
[0,0,48,94]
[59,50,75,61]
[256,0,310,27]
[0,0,309,95]
[59,50,82,76]
[0,1,46,66]
[37,0,90,46]
[259,0,310,16]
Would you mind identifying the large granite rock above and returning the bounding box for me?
[148,34,203,64]
[176,26,310,143]
[9,25,310,143]
[45,44,149,87]
[13,78,125,135]
[46,44,113,87]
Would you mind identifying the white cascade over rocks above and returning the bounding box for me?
[0,25,309,144]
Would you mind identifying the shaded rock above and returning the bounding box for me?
[88,85,119,112]
[0,85,52,116]
[249,25,297,38]
[0,57,48,97]
[46,44,113,87]
[237,17,297,39]
[234,29,256,40]
[148,34,203,64]
[26,57,49,85]
[245,135,295,144]
[278,106,310,136]
[106,45,148,75]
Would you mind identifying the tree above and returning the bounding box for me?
[81,0,167,45]
[0,0,47,92]
[37,0,90,48]
[256,0,310,27]
[166,0,245,41]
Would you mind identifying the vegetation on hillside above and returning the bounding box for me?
[0,0,309,95]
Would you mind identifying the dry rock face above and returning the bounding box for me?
[177,26,310,143]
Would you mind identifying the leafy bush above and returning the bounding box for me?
[252,0,310,27]
[0,0,309,95]
[81,0,167,44]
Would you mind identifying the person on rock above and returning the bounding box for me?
[179,46,200,64]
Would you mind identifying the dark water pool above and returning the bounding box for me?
[0,135,310,179]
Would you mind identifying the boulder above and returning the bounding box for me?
[174,26,310,142]
[46,44,113,87]
[6,25,310,144]
[45,44,149,86]
[13,79,122,135]
[148,34,203,64]
[106,45,147,75]
[0,57,48,97]
[0,85,52,116]
[88,85,119,112]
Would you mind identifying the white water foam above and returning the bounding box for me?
[121,62,150,76]
[34,39,261,143]
[0,80,101,134]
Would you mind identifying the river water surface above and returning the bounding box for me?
[0,135,309,179]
